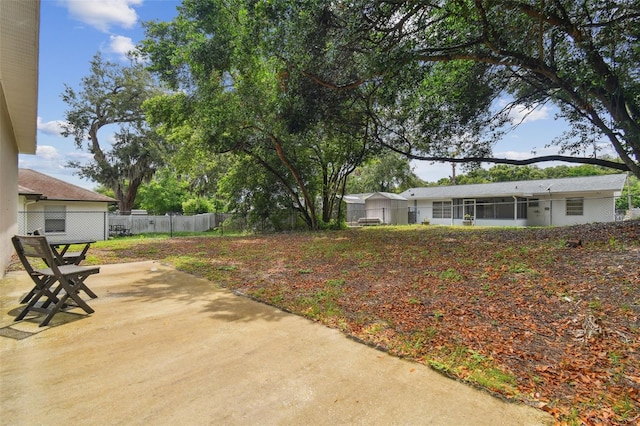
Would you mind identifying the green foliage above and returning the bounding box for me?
[135,170,189,214]
[94,185,115,198]
[617,175,640,210]
[323,1,640,178]
[317,218,347,231]
[436,163,629,185]
[369,59,500,164]
[182,197,214,215]
[218,154,297,231]
[346,152,426,194]
[139,0,640,229]
[141,0,375,230]
[439,268,463,282]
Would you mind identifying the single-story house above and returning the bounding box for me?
[343,192,409,225]
[1,1,40,277]
[18,169,116,241]
[399,174,628,227]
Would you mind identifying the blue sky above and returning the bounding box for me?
[23,0,610,190]
[22,0,180,189]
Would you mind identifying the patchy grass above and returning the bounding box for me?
[10,221,640,424]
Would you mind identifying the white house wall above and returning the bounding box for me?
[548,192,616,226]
[415,200,451,225]
[21,201,109,241]
[471,218,529,227]
[1,0,40,277]
[415,192,617,227]
[1,101,19,274]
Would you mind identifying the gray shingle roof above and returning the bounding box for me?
[365,192,407,201]
[400,174,627,200]
[18,169,116,203]
[343,192,408,203]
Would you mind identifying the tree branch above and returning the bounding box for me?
[388,149,630,172]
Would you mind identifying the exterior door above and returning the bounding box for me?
[408,207,417,224]
[463,199,476,220]
[527,198,547,226]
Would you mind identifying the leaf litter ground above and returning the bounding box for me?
[22,221,640,424]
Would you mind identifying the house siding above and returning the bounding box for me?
[1,100,19,275]
[549,192,616,226]
[415,200,450,225]
[347,175,624,228]
[1,0,40,277]
[401,175,625,227]
[19,201,110,242]
[411,191,619,227]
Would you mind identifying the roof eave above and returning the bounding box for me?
[1,1,41,154]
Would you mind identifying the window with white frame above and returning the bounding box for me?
[45,205,66,232]
[566,198,584,216]
[433,201,452,218]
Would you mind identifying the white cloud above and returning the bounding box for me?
[109,34,136,59]
[65,0,142,32]
[36,145,64,161]
[495,143,560,158]
[494,150,542,161]
[19,154,96,189]
[67,151,94,161]
[19,146,66,177]
[411,160,456,183]
[508,104,552,124]
[18,146,97,189]
[37,117,67,136]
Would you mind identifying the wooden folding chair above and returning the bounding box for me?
[11,235,100,327]
[18,236,97,304]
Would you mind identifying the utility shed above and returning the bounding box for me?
[344,192,409,225]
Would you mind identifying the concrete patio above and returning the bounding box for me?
[0,261,553,425]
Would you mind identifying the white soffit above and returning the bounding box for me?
[0,0,40,154]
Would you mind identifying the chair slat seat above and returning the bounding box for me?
[34,264,100,277]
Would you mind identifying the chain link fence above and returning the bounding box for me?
[18,211,110,242]
[17,211,229,241]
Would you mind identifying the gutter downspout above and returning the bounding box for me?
[513,196,518,226]
[20,200,39,235]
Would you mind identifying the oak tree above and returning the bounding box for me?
[61,53,166,214]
